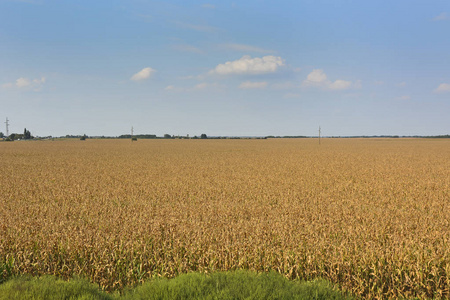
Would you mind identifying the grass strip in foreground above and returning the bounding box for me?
[0,270,352,300]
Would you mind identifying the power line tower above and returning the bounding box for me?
[131,126,137,141]
[318,126,321,145]
[5,118,9,137]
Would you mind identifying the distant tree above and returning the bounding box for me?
[164,134,172,139]
[23,128,32,140]
[200,134,207,139]
[9,133,16,141]
[0,132,4,138]
[80,134,87,141]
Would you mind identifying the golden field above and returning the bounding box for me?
[0,138,449,299]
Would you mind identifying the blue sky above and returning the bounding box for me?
[1,0,449,137]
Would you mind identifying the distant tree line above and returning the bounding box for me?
[64,134,88,139]
[1,128,33,141]
[119,134,157,139]
[4,131,446,141]
[424,135,450,139]
[330,135,450,139]
[266,136,308,139]
[117,134,210,139]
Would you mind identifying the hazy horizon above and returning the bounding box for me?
[1,1,449,137]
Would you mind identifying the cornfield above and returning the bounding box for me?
[1,138,449,299]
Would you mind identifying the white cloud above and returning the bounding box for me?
[302,69,327,86]
[16,77,31,88]
[396,95,411,100]
[2,76,46,90]
[329,79,352,90]
[433,12,448,21]
[396,81,406,87]
[210,55,285,75]
[31,77,46,91]
[239,81,267,89]
[220,43,275,54]
[165,85,175,91]
[434,83,450,93]
[302,69,357,91]
[131,67,156,81]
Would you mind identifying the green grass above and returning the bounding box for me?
[0,275,112,300]
[0,270,353,300]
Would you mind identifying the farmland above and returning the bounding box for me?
[0,138,449,299]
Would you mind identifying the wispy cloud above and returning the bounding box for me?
[283,93,301,99]
[239,81,267,89]
[434,83,450,93]
[201,4,215,9]
[130,67,156,81]
[165,82,223,92]
[210,55,285,75]
[179,75,205,80]
[174,21,218,33]
[220,43,275,54]
[135,14,153,23]
[433,12,448,21]
[373,80,384,86]
[2,76,46,91]
[1,83,13,89]
[11,0,43,4]
[353,80,362,89]
[271,81,296,90]
[172,44,204,54]
[193,82,208,90]
[190,82,223,91]
[396,95,411,100]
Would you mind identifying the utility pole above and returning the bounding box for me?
[319,126,321,145]
[131,126,137,141]
[5,118,9,137]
